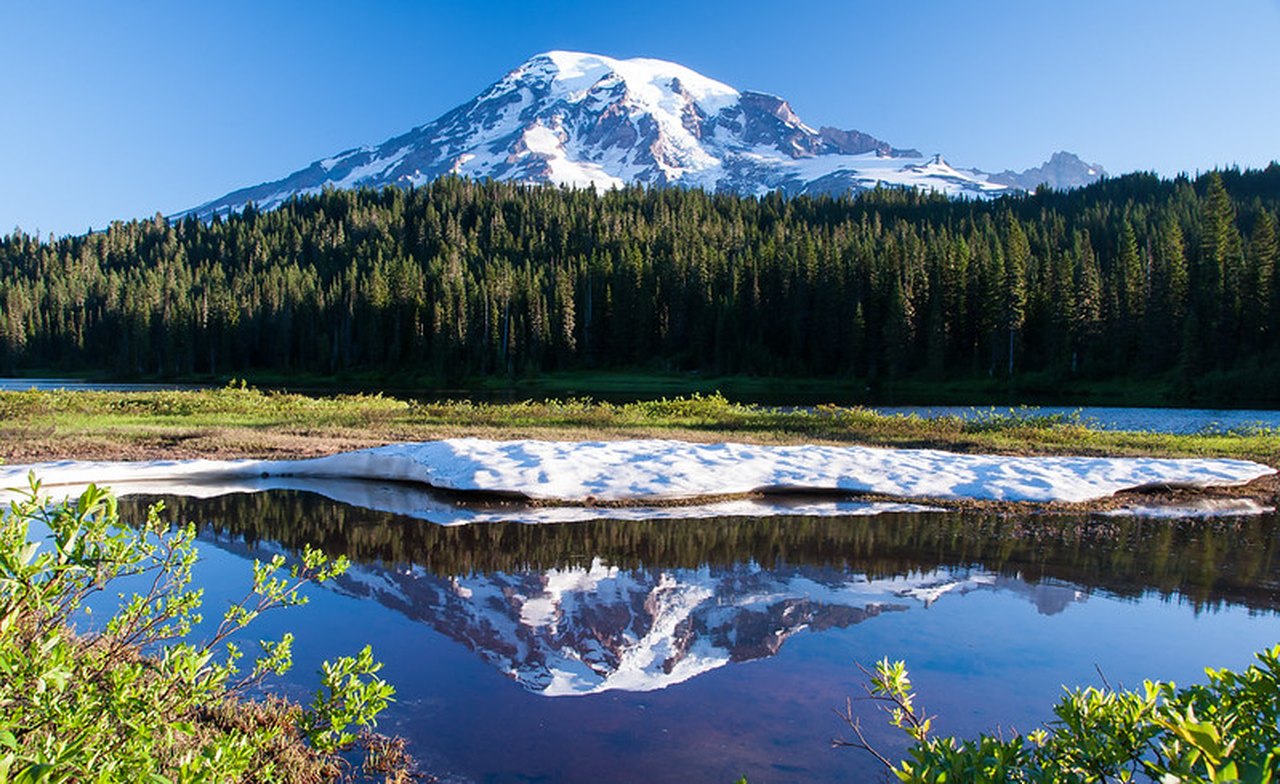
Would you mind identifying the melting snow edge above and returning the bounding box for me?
[1,438,1273,506]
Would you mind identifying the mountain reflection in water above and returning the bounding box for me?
[316,558,1087,696]
[100,489,1280,782]
[121,490,1280,607]
[116,490,1280,696]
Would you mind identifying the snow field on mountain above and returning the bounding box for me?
[517,123,627,189]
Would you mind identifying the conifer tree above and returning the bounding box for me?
[1002,215,1030,376]
[1246,209,1277,347]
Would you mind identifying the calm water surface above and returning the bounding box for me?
[107,490,1280,784]
[0,377,202,391]
[870,405,1280,434]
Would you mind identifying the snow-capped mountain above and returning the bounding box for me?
[332,557,1087,696]
[181,51,1105,218]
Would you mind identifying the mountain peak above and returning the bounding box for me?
[177,54,1104,219]
[514,51,741,114]
[988,150,1108,191]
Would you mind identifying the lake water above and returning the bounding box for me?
[106,489,1280,783]
[869,405,1280,435]
[0,377,203,392]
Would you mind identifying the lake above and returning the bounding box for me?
[870,405,1280,435]
[0,377,203,392]
[107,489,1280,783]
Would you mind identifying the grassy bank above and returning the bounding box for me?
[11,365,1279,408]
[1,386,1277,468]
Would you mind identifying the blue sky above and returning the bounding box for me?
[2,0,1278,236]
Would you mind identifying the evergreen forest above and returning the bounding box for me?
[2,166,1278,402]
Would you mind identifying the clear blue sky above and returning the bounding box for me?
[3,0,1278,236]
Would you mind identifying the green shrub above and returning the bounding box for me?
[0,476,400,782]
[838,653,1280,783]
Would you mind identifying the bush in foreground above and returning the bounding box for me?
[837,653,1280,783]
[0,477,407,782]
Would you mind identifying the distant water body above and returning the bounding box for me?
[0,378,203,392]
[871,405,1280,435]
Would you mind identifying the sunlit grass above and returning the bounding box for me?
[1,385,1276,465]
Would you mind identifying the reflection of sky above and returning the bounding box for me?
[49,507,1280,784]
[282,542,1280,782]
[871,405,1280,435]
[188,527,1280,782]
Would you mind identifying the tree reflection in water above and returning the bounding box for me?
[119,490,1280,614]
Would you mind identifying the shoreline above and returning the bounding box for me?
[5,369,1280,410]
[3,388,1276,518]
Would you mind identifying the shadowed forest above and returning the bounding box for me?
[2,166,1278,402]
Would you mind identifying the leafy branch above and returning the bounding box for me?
[0,475,411,782]
[837,651,1280,783]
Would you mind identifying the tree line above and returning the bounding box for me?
[2,166,1278,400]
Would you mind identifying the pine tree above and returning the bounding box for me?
[1002,216,1029,376]
[1070,231,1102,375]
[0,168,1278,398]
[1146,218,1188,367]
[1245,210,1277,348]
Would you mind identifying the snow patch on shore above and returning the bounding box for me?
[1,438,1272,508]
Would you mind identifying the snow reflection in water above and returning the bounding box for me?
[326,556,1086,696]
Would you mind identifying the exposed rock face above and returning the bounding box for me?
[818,126,921,158]
[178,51,1105,219]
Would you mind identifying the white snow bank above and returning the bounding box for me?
[1,438,1273,505]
